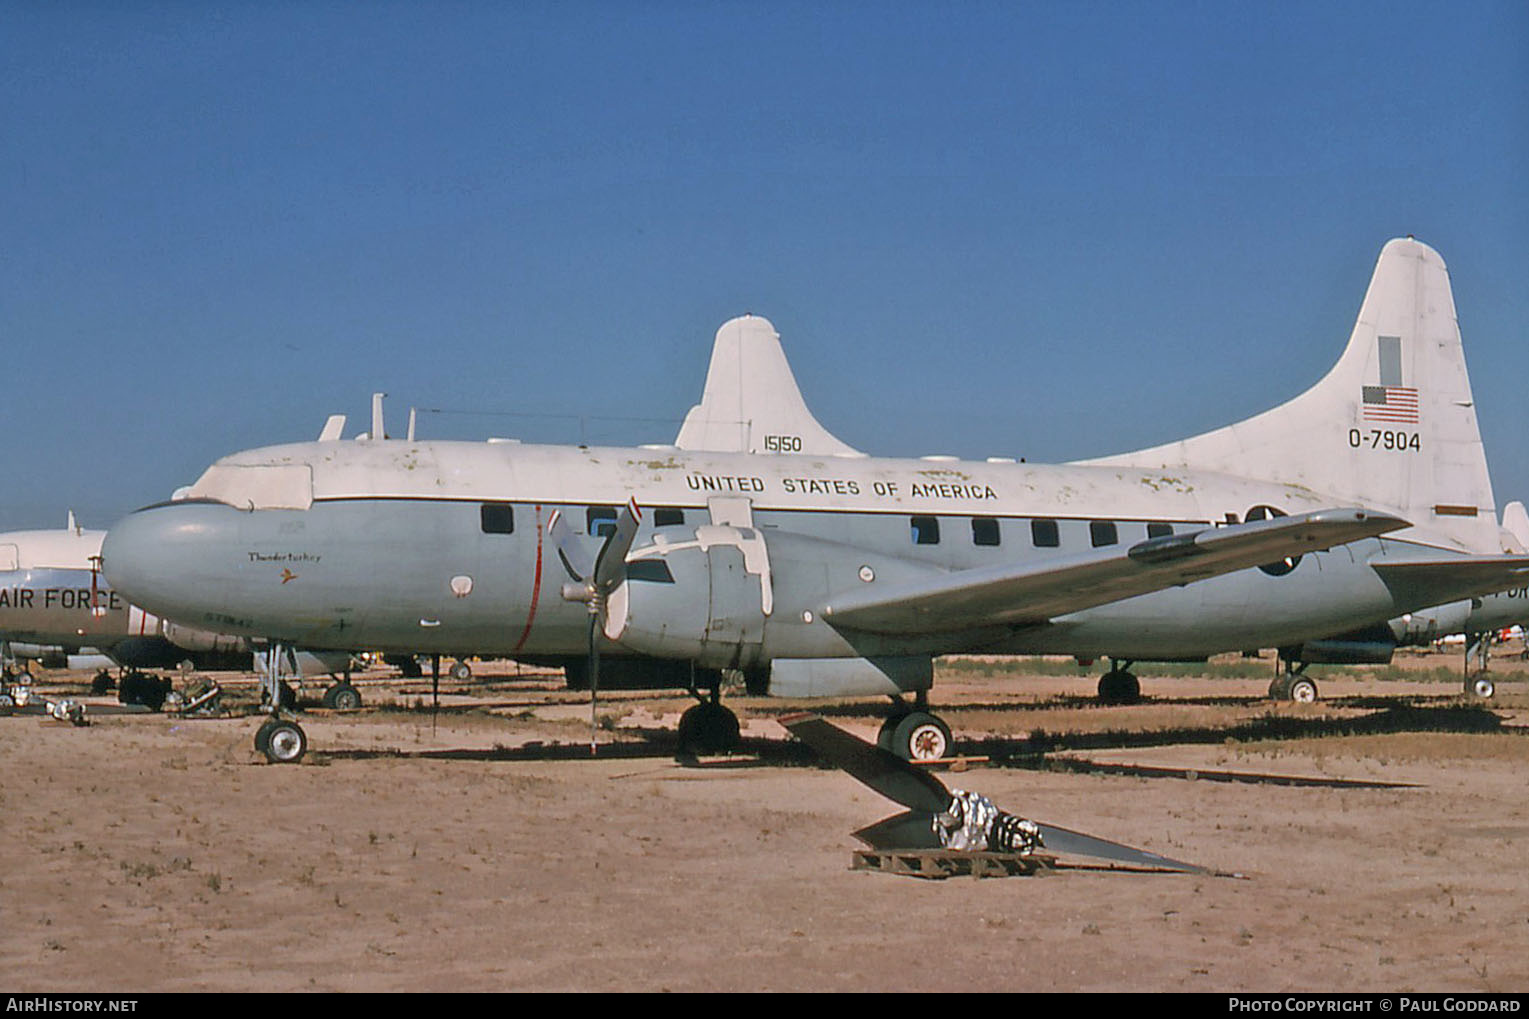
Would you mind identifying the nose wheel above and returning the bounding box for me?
[255,717,308,764]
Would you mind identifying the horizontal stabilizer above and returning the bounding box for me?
[1372,555,1529,609]
[823,508,1407,635]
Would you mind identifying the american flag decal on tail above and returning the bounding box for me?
[1362,385,1419,424]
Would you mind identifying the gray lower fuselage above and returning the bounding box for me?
[102,492,1457,666]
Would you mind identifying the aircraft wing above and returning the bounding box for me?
[821,508,1407,635]
[1372,557,1529,609]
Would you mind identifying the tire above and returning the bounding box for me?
[1467,673,1495,699]
[450,660,472,682]
[1268,674,1293,700]
[1289,676,1319,703]
[254,717,279,754]
[676,702,741,755]
[262,720,307,764]
[323,684,363,710]
[1097,670,1141,704]
[890,711,952,762]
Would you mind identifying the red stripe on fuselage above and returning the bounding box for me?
[512,504,544,653]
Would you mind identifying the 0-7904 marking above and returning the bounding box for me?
[1348,428,1420,451]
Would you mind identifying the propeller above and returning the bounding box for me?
[554,499,643,754]
[780,712,1218,873]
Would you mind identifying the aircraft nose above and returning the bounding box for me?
[102,500,244,624]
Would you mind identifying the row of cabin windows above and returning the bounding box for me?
[480,503,686,537]
[483,503,1179,548]
[911,515,1176,547]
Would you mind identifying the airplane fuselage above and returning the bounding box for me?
[101,437,1492,674]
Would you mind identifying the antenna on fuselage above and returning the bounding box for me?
[371,393,388,440]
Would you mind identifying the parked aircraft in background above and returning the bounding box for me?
[0,515,357,707]
[101,237,1529,763]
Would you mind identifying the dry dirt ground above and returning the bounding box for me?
[3,652,1529,993]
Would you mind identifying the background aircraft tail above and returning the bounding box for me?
[1500,501,1529,553]
[1081,238,1498,552]
[675,315,865,458]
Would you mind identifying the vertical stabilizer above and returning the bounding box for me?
[1081,238,1498,552]
[675,316,865,457]
[1501,501,1529,553]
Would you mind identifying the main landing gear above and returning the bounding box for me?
[1463,631,1497,700]
[321,670,363,710]
[877,692,954,762]
[676,673,741,756]
[1097,660,1141,704]
[1269,660,1319,703]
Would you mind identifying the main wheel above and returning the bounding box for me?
[887,711,952,762]
[260,719,307,764]
[450,660,472,682]
[1466,672,1495,699]
[1097,669,1141,704]
[322,683,363,710]
[1268,674,1293,700]
[676,701,741,755]
[1288,676,1319,703]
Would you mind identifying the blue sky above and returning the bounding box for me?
[4,2,1526,531]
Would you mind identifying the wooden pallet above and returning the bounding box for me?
[850,848,1057,879]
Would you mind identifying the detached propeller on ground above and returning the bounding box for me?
[553,499,643,754]
[780,712,1221,874]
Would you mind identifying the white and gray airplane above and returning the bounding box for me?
[100,237,1529,762]
[0,515,356,708]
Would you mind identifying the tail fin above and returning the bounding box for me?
[1081,238,1498,552]
[674,315,865,458]
[1501,501,1529,553]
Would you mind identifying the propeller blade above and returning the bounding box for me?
[780,713,952,814]
[1032,822,1212,874]
[852,810,941,851]
[593,498,643,594]
[547,509,594,584]
[786,714,1219,874]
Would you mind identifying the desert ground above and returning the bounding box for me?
[3,651,1528,993]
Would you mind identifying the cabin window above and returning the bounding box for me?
[587,506,617,538]
[971,517,1001,547]
[653,508,685,527]
[1147,522,1174,539]
[910,516,941,545]
[480,503,515,535]
[1090,521,1118,547]
[1031,518,1060,548]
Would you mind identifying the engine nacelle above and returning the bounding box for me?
[605,524,771,669]
[162,620,249,654]
[1389,600,1475,645]
[1280,622,1397,665]
[766,656,932,698]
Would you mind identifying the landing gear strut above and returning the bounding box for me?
[1097,660,1141,704]
[256,643,306,764]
